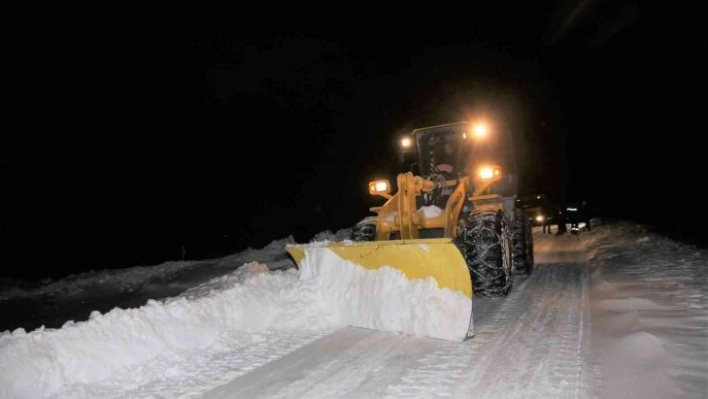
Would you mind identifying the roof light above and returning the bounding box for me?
[473,124,487,138]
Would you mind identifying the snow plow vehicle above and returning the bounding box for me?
[286,121,534,341]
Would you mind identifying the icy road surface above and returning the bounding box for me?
[202,235,591,399]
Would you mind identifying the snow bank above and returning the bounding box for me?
[0,262,335,399]
[0,242,472,398]
[0,260,200,301]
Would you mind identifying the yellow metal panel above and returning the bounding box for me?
[286,238,472,299]
[286,246,306,265]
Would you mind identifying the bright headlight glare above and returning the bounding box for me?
[478,166,501,180]
[479,167,494,179]
[535,215,544,223]
[369,180,390,194]
[400,137,412,148]
[473,124,487,137]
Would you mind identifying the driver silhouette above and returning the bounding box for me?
[435,139,455,174]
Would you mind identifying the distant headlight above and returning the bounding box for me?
[535,215,545,223]
[400,136,413,149]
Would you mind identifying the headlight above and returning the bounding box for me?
[478,166,501,180]
[368,179,391,195]
[535,215,545,223]
[400,136,413,150]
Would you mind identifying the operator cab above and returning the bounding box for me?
[401,121,518,200]
[417,129,462,179]
[413,124,466,179]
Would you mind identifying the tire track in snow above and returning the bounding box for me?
[385,243,591,398]
[69,329,336,399]
[203,327,450,399]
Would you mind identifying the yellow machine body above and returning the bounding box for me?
[286,238,472,298]
[286,121,515,341]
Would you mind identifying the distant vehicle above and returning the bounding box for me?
[515,193,553,227]
[565,200,591,234]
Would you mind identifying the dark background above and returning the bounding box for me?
[2,4,705,281]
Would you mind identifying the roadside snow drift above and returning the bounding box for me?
[0,244,472,398]
[0,262,334,398]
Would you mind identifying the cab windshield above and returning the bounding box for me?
[417,130,461,177]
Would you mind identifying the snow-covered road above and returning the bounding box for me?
[203,234,592,399]
[4,221,705,398]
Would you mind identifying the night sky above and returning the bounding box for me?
[3,4,704,280]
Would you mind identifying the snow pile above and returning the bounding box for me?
[0,262,335,399]
[298,245,473,341]
[0,241,471,398]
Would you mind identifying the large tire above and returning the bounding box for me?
[350,217,377,242]
[510,208,534,275]
[456,208,513,297]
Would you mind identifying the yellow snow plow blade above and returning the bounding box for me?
[286,238,474,341]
